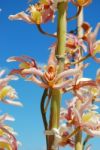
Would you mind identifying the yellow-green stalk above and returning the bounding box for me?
[48,2,68,150]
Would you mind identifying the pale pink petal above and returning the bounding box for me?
[4,99,23,107]
[22,68,43,77]
[73,107,82,125]
[26,76,49,88]
[0,127,18,150]
[74,90,84,102]
[0,70,5,77]
[91,55,100,63]
[7,56,27,63]
[0,75,18,90]
[8,11,34,24]
[48,48,56,66]
[79,96,93,115]
[56,68,81,82]
[53,79,73,89]
[0,113,15,123]
[84,128,100,136]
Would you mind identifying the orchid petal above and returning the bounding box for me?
[22,68,43,77]
[0,70,5,78]
[53,79,73,89]
[84,128,100,136]
[0,127,17,150]
[9,11,34,24]
[4,99,23,107]
[79,96,93,115]
[96,68,100,82]
[26,76,49,88]
[73,107,82,125]
[0,114,15,123]
[56,68,81,82]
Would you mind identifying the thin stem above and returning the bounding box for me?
[71,53,91,65]
[36,24,57,38]
[83,135,91,150]
[67,6,82,22]
[75,130,83,150]
[40,89,49,149]
[44,89,52,113]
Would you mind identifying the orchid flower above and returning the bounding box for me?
[73,69,100,102]
[61,67,100,103]
[81,22,100,63]
[73,107,100,137]
[50,33,87,64]
[7,50,84,89]
[8,0,55,25]
[0,113,18,150]
[8,0,90,25]
[0,85,23,106]
[0,70,23,106]
[60,94,100,138]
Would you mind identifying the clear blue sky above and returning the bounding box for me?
[0,0,100,150]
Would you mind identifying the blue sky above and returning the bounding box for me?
[0,0,100,150]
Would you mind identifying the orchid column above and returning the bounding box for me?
[48,1,67,150]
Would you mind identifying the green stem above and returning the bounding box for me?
[48,2,68,150]
[75,130,83,150]
[40,89,49,149]
[71,53,91,65]
[83,135,91,150]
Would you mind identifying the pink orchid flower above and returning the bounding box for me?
[60,94,100,138]
[82,22,100,63]
[0,70,23,106]
[61,67,100,102]
[50,33,87,64]
[7,49,84,89]
[8,0,54,24]
[9,0,76,25]
[72,69,100,102]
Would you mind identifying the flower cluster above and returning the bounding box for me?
[0,69,22,149]
[0,113,18,150]
[8,0,92,25]
[50,70,100,149]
